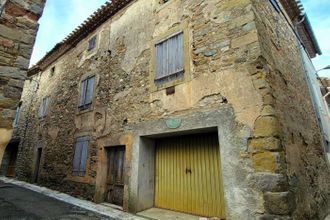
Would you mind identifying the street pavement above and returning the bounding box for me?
[0,181,109,220]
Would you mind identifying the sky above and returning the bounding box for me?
[30,0,330,77]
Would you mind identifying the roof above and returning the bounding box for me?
[28,0,322,76]
[28,0,133,76]
[279,0,322,58]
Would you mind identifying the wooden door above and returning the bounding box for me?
[105,146,125,206]
[155,133,225,218]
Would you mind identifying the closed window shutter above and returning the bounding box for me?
[72,141,82,176]
[79,139,89,176]
[72,136,89,176]
[79,79,87,107]
[156,32,184,81]
[85,76,95,105]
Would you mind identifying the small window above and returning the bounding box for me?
[88,36,97,51]
[72,136,89,176]
[13,102,22,127]
[269,0,281,12]
[50,66,55,76]
[155,32,184,84]
[79,75,95,110]
[38,96,49,119]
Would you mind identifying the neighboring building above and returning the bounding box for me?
[319,77,330,111]
[2,0,329,219]
[0,0,45,165]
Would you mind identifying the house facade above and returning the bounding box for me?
[2,0,329,219]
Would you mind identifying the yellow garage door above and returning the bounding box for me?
[155,133,225,218]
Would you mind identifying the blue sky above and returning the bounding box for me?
[30,0,330,77]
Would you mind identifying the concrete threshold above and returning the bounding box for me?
[137,208,204,220]
[0,176,145,220]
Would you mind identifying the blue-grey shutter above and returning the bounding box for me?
[13,105,21,126]
[155,32,184,80]
[73,141,82,176]
[79,80,87,107]
[44,97,49,116]
[79,139,89,176]
[85,76,95,105]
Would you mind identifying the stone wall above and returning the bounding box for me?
[251,0,330,219]
[0,0,45,164]
[12,0,329,219]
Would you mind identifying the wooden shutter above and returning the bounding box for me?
[79,139,89,176]
[73,140,83,176]
[155,32,184,80]
[85,76,95,105]
[79,79,87,107]
[72,136,89,176]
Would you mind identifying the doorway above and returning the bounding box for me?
[105,146,125,206]
[0,141,19,177]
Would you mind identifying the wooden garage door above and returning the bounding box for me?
[155,133,225,218]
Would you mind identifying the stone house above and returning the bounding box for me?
[0,0,45,175]
[1,0,329,219]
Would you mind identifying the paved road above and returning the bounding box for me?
[0,181,109,220]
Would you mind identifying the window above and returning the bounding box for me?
[79,75,95,110]
[155,32,184,84]
[13,102,22,127]
[88,36,97,51]
[269,0,281,12]
[72,136,89,176]
[38,96,49,119]
[50,66,55,76]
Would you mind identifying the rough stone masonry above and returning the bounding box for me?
[0,0,45,164]
[5,0,330,219]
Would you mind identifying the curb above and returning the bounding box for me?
[0,176,145,220]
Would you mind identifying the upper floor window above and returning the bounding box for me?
[38,96,49,119]
[269,0,281,12]
[88,36,97,51]
[155,32,184,84]
[13,102,22,127]
[79,75,95,110]
[72,136,89,176]
[50,66,55,77]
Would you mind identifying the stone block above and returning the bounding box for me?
[264,192,293,215]
[0,97,17,109]
[0,66,26,80]
[232,30,258,48]
[248,172,288,192]
[253,116,280,137]
[252,151,282,172]
[248,137,281,152]
[15,56,30,69]
[261,105,275,116]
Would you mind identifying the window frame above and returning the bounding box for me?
[72,136,89,177]
[150,21,191,91]
[87,35,97,51]
[13,101,22,127]
[78,75,96,110]
[269,0,281,12]
[38,96,49,119]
